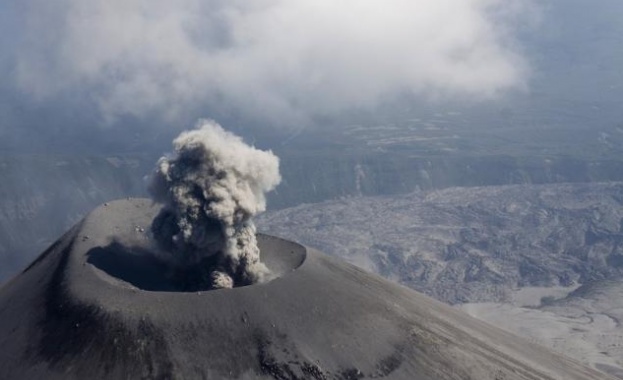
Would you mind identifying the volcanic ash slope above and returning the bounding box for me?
[0,199,612,379]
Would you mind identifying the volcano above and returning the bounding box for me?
[0,199,613,379]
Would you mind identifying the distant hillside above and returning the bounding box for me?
[0,155,151,281]
[3,151,623,283]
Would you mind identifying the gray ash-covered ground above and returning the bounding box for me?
[259,181,623,305]
[0,199,611,380]
[257,181,623,376]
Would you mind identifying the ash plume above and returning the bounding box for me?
[149,120,281,289]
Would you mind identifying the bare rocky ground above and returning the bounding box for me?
[3,199,608,380]
[459,280,623,379]
[3,171,623,377]
[257,182,623,377]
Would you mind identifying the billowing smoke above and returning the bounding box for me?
[149,120,281,289]
[4,0,536,126]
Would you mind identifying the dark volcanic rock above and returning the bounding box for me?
[0,199,612,379]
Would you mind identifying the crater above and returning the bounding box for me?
[86,234,306,292]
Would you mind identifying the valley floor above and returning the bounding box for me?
[258,182,623,377]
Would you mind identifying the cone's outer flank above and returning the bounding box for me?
[0,199,614,379]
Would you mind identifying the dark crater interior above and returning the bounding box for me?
[87,234,306,292]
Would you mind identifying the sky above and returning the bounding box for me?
[0,0,540,150]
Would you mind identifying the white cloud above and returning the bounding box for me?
[10,0,536,125]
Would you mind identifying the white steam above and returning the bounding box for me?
[149,120,280,289]
[8,0,536,124]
